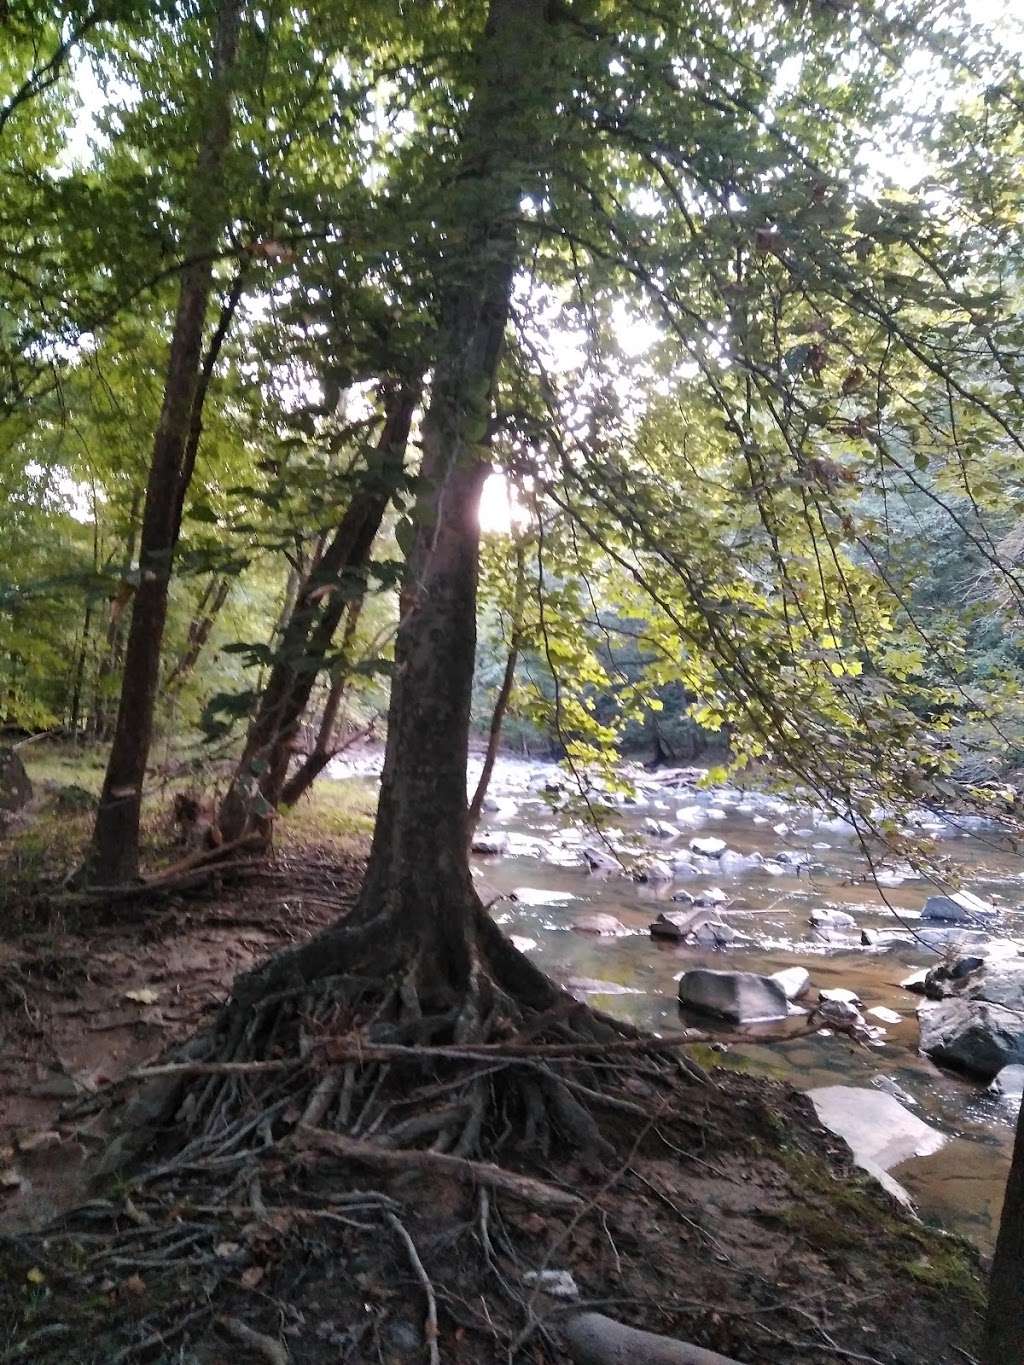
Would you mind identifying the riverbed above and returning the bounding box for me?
[329,750,1022,1252]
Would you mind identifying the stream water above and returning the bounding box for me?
[329,751,1023,1253]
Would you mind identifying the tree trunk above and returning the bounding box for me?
[218,381,418,842]
[68,600,93,739]
[468,542,527,829]
[983,1099,1024,1363]
[165,573,231,691]
[278,597,366,807]
[86,0,243,884]
[354,0,559,1001]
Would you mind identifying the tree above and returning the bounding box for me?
[86,0,244,883]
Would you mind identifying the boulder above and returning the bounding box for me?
[636,857,674,883]
[774,849,811,869]
[705,807,727,821]
[917,997,1024,1079]
[989,1064,1024,1098]
[772,967,811,1001]
[920,890,997,923]
[0,746,32,818]
[807,1085,945,1204]
[924,954,1024,1012]
[677,969,789,1023]
[810,908,857,930]
[472,831,508,856]
[718,848,764,874]
[689,836,726,858]
[582,847,619,875]
[675,805,706,827]
[572,912,630,937]
[819,987,861,1005]
[643,817,679,840]
[670,857,703,878]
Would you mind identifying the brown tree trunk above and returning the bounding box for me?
[92,487,142,740]
[165,574,231,691]
[86,0,243,884]
[278,597,366,807]
[218,382,418,842]
[354,0,560,1002]
[68,600,93,739]
[468,542,527,829]
[983,1099,1024,1363]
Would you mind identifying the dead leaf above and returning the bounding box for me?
[215,1241,241,1259]
[240,1265,265,1290]
[26,1267,44,1285]
[0,1168,22,1189]
[122,1274,146,1296]
[16,1130,61,1154]
[123,988,160,1005]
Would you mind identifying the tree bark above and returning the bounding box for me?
[165,573,231,691]
[68,600,93,739]
[86,0,243,884]
[982,1097,1024,1363]
[218,381,418,842]
[353,0,560,1001]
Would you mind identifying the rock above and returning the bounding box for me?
[636,858,673,883]
[582,847,619,875]
[924,954,1024,1012]
[689,836,726,858]
[472,831,508,855]
[772,967,811,1000]
[566,978,643,997]
[772,821,789,835]
[670,856,708,877]
[810,908,857,930]
[814,997,866,1028]
[989,1064,1024,1098]
[900,968,930,993]
[917,997,1024,1079]
[867,1006,904,1025]
[643,817,679,840]
[675,805,706,827]
[718,848,764,874]
[871,1074,918,1106]
[677,969,790,1023]
[807,1085,946,1205]
[761,860,786,876]
[820,987,861,1005]
[752,814,769,825]
[572,912,630,937]
[509,935,538,953]
[705,807,727,820]
[774,849,811,869]
[920,891,997,923]
[522,1269,579,1299]
[0,746,32,818]
[695,886,730,906]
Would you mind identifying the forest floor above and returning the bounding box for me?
[0,748,988,1364]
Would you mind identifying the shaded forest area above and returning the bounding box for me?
[3,1,1024,1362]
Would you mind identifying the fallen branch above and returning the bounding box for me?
[295,1125,583,1211]
[561,1310,744,1365]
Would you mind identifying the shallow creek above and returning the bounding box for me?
[330,751,1023,1252]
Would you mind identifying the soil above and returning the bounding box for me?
[0,839,987,1364]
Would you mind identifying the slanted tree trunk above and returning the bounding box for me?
[68,600,93,739]
[982,1100,1024,1363]
[86,0,243,884]
[165,573,231,692]
[218,380,419,843]
[278,597,367,806]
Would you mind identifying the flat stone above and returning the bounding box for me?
[989,1064,1024,1098]
[867,1006,904,1025]
[917,997,1024,1079]
[820,987,861,1005]
[807,1085,945,1204]
[636,858,673,883]
[718,848,764,873]
[582,847,619,874]
[810,908,857,930]
[472,831,508,855]
[678,969,789,1023]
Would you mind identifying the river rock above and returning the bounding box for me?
[675,804,706,826]
[810,908,857,930]
[582,847,619,874]
[705,807,727,820]
[636,857,673,883]
[807,1085,945,1204]
[820,987,861,1005]
[718,848,764,873]
[689,836,726,858]
[989,1064,1024,1098]
[472,831,508,855]
[678,969,789,1022]
[572,912,630,937]
[772,967,811,1000]
[917,997,1024,1078]
[0,747,31,820]
[920,890,997,923]
[774,849,811,869]
[643,817,679,840]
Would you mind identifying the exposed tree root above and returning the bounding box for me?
[560,1312,744,1365]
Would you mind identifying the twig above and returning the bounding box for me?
[295,1125,583,1210]
[385,1213,441,1365]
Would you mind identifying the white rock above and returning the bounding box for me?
[867,1006,903,1025]
[523,1269,579,1299]
[920,891,997,924]
[810,908,857,930]
[643,817,680,840]
[472,830,508,855]
[871,1074,918,1106]
[572,912,630,937]
[772,822,789,835]
[917,997,1024,1079]
[820,987,861,1005]
[752,814,769,825]
[989,1064,1024,1098]
[676,805,706,827]
[689,836,726,858]
[678,969,789,1023]
[772,967,811,1001]
[705,807,728,820]
[807,1085,945,1205]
